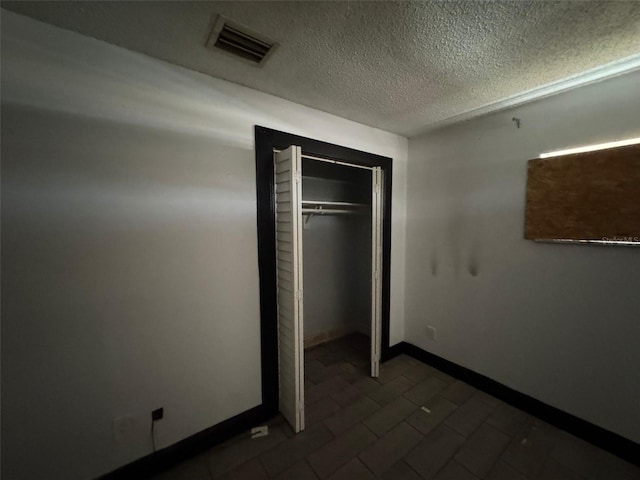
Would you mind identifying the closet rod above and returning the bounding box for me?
[273,149,374,171]
[301,208,359,215]
[302,200,366,207]
[302,153,373,171]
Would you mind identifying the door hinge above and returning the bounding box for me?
[295,172,302,184]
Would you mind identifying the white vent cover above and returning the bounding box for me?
[206,15,278,66]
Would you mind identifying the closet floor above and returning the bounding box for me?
[153,334,640,480]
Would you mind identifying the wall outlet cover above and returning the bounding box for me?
[152,408,164,421]
[427,326,437,341]
[251,426,269,438]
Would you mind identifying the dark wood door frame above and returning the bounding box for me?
[255,126,394,415]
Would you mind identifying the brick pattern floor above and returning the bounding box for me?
[153,334,640,480]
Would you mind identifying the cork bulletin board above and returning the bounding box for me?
[524,143,640,245]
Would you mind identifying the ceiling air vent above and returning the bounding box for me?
[207,16,278,66]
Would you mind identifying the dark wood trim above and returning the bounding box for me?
[255,126,280,416]
[98,405,270,479]
[255,125,394,411]
[397,342,640,467]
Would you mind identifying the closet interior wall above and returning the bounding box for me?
[302,161,372,348]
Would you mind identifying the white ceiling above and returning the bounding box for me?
[3,1,640,137]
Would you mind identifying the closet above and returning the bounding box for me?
[302,159,372,349]
[274,145,383,433]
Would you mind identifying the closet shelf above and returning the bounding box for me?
[302,200,367,216]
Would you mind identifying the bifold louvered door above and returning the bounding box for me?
[274,145,305,433]
[370,167,383,377]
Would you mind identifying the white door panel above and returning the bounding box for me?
[371,167,383,377]
[274,145,305,432]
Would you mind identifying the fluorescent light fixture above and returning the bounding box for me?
[539,137,640,158]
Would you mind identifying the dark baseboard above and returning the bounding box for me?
[99,404,275,479]
[384,342,405,362]
[397,341,640,467]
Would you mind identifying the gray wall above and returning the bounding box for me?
[405,70,640,443]
[2,103,264,478]
[1,11,408,480]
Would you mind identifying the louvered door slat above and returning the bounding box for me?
[371,167,383,378]
[274,145,305,433]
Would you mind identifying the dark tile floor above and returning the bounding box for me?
[153,334,640,480]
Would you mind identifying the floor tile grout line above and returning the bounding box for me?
[485,409,532,439]
[439,398,503,477]
[301,457,319,480]
[360,420,380,439]
[204,452,215,480]
[364,393,384,409]
[305,433,375,480]
[381,420,427,476]
[204,457,215,480]
[453,458,481,479]
[498,422,561,480]
[358,421,424,477]
[211,456,262,480]
[500,454,531,479]
[257,452,272,479]
[422,429,476,480]
[467,418,516,479]
[442,395,500,439]
[501,413,537,461]
[400,459,425,480]
[356,454,378,478]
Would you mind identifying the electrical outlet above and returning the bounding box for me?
[113,415,136,444]
[152,408,164,421]
[427,326,437,341]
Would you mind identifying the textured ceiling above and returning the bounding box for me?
[3,1,640,136]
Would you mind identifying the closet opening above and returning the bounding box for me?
[255,126,393,433]
[301,159,372,351]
